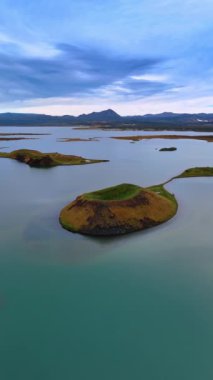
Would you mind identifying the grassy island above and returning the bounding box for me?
[174,167,213,179]
[60,166,213,237]
[0,149,108,168]
[59,183,177,236]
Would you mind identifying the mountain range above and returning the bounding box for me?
[0,109,213,130]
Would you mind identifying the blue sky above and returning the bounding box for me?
[0,0,212,115]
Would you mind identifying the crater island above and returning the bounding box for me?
[59,183,177,236]
[60,166,213,236]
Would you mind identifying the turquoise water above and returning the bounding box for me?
[0,127,213,379]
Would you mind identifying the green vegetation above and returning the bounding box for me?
[0,149,108,168]
[147,184,178,207]
[84,183,141,201]
[175,167,213,179]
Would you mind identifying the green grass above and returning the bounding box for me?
[0,152,10,158]
[0,149,45,159]
[147,166,213,214]
[147,166,213,211]
[147,184,178,207]
[83,183,141,201]
[175,167,213,179]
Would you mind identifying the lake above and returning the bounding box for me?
[0,126,213,379]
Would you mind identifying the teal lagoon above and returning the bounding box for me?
[0,127,213,379]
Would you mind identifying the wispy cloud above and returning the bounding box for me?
[0,42,165,104]
[130,74,168,82]
[0,32,60,58]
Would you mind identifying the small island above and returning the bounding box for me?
[159,147,177,151]
[58,137,99,142]
[174,167,213,179]
[0,149,108,168]
[0,137,38,142]
[0,132,48,141]
[59,183,177,236]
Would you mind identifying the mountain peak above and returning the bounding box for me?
[102,108,120,115]
[78,109,121,121]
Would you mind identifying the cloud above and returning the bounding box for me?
[0,0,212,114]
[0,42,166,104]
[0,32,61,58]
[130,74,168,82]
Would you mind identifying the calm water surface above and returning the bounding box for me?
[0,127,213,379]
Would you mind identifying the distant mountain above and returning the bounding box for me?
[0,112,67,126]
[78,109,121,122]
[0,109,213,131]
[125,112,213,123]
[123,112,213,130]
[0,109,121,126]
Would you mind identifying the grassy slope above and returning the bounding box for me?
[150,167,213,216]
[175,167,213,179]
[84,182,178,208]
[147,184,178,207]
[152,167,213,207]
[84,184,141,201]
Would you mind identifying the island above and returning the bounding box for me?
[58,137,99,142]
[0,132,48,142]
[59,183,177,236]
[174,167,213,179]
[59,166,213,236]
[0,149,108,168]
[110,134,213,143]
[159,147,177,151]
[0,137,38,142]
[0,133,49,136]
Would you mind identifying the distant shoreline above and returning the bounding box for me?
[1,124,213,132]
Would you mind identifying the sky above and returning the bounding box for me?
[0,0,212,115]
